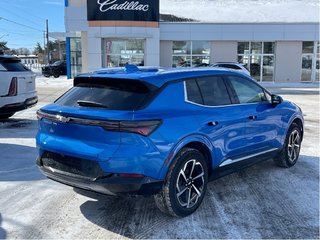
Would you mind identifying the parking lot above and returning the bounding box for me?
[0,77,319,239]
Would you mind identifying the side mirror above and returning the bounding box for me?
[271,95,283,106]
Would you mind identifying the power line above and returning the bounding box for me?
[0,5,45,29]
[0,3,62,33]
[0,17,43,32]
[0,28,43,37]
[8,43,39,47]
[0,1,47,22]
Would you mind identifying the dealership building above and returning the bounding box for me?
[64,0,319,83]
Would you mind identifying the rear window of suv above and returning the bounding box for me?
[55,78,158,111]
[0,59,30,72]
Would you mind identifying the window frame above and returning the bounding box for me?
[184,76,234,107]
[301,41,319,82]
[225,75,270,105]
[103,38,145,68]
[237,41,275,82]
[172,41,211,68]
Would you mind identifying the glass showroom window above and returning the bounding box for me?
[301,41,319,82]
[103,39,145,67]
[172,41,210,68]
[70,38,82,78]
[238,42,275,82]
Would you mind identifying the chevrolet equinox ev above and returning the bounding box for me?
[36,65,303,217]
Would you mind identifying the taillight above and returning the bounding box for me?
[7,77,18,96]
[119,120,161,136]
[37,110,161,137]
[102,120,161,136]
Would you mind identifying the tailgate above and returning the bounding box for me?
[36,104,134,161]
[0,72,11,96]
[16,71,36,94]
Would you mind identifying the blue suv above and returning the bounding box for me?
[36,65,303,217]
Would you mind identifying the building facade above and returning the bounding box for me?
[65,0,319,83]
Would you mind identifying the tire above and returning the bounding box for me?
[0,113,14,120]
[154,148,208,217]
[44,74,50,78]
[274,123,302,168]
[53,74,60,78]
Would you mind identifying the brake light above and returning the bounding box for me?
[114,120,162,136]
[7,77,18,96]
[78,118,162,136]
[36,110,161,136]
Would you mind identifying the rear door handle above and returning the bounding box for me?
[248,116,257,120]
[208,121,219,126]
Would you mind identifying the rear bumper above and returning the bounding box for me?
[0,96,38,114]
[36,154,163,196]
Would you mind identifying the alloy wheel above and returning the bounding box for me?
[176,159,205,209]
[287,129,301,162]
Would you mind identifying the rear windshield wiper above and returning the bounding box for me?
[77,100,109,109]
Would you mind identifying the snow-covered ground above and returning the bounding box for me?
[0,77,319,239]
[160,0,320,22]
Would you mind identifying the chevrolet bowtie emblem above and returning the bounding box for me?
[56,115,70,123]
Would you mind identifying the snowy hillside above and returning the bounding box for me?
[160,0,320,23]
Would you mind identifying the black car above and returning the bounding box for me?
[42,60,67,78]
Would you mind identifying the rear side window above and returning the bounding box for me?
[56,78,158,111]
[185,76,231,106]
[185,79,203,104]
[228,76,267,103]
[0,60,30,72]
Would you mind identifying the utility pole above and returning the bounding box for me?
[46,19,50,64]
[43,31,46,64]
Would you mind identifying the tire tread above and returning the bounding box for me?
[154,148,207,217]
[274,123,301,168]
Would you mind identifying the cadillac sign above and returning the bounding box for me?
[87,0,159,22]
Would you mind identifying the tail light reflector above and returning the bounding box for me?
[7,77,18,96]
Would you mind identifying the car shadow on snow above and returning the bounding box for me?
[0,118,38,139]
[78,155,319,239]
[0,143,45,181]
[78,190,176,239]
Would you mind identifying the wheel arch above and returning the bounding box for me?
[183,142,213,176]
[159,134,214,179]
[291,117,304,141]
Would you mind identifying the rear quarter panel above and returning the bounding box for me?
[135,81,216,179]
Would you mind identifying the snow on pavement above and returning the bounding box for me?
[0,78,319,239]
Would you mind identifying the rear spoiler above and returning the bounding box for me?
[73,76,158,92]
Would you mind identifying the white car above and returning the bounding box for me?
[0,55,38,119]
[212,62,251,76]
